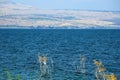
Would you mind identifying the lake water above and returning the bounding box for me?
[0,29,120,80]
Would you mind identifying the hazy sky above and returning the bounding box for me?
[2,0,120,11]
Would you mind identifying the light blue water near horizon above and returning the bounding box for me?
[0,29,120,80]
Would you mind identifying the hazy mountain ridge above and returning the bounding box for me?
[0,2,120,29]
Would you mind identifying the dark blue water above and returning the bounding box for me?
[0,29,120,80]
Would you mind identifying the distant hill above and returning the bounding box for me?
[0,2,120,29]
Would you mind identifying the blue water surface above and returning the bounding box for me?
[0,29,120,80]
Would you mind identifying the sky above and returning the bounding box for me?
[1,0,120,11]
